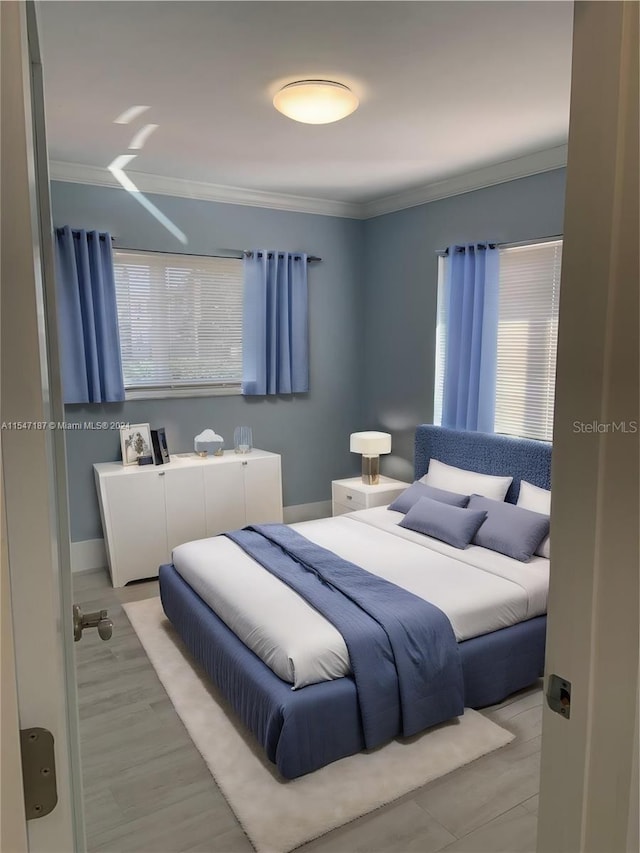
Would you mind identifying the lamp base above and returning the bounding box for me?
[361,455,380,485]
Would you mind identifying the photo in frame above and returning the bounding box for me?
[151,427,171,465]
[120,423,154,466]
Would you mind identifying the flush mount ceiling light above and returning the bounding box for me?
[273,80,359,125]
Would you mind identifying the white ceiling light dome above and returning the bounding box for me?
[273,80,359,125]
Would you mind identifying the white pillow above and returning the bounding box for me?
[517,480,551,558]
[420,459,513,502]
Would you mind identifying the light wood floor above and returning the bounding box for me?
[74,568,542,853]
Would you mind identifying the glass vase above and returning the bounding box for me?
[233,426,253,454]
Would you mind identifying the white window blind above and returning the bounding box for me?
[113,250,243,392]
[494,240,562,441]
[433,255,447,426]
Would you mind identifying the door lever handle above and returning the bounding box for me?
[73,604,113,642]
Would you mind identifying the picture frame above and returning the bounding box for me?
[151,427,171,465]
[120,423,154,466]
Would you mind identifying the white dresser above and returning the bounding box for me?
[331,476,410,516]
[94,449,283,587]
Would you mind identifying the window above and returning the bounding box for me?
[494,240,562,441]
[433,254,447,427]
[434,239,562,441]
[113,250,243,397]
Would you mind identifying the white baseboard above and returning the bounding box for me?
[282,501,332,523]
[71,538,107,573]
[70,502,332,572]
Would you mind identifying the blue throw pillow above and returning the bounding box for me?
[399,497,488,549]
[467,494,551,562]
[388,482,469,514]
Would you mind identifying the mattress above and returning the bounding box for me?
[172,506,549,690]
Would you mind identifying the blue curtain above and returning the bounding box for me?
[242,251,309,395]
[54,227,125,403]
[442,242,499,432]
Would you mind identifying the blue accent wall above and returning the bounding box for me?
[52,168,565,542]
[362,168,566,484]
[51,182,365,541]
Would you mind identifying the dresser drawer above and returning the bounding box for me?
[332,482,367,510]
[332,501,359,516]
[365,485,407,508]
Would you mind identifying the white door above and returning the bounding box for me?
[106,473,168,586]
[243,456,284,524]
[537,3,639,851]
[204,462,246,535]
[1,3,82,850]
[164,467,206,553]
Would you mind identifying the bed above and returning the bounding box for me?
[159,425,551,779]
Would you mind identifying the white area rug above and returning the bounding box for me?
[124,597,514,853]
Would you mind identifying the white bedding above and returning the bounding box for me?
[172,507,549,690]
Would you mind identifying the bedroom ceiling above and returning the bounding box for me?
[38,1,574,208]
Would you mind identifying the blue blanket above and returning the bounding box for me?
[226,524,464,749]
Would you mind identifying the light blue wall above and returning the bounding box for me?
[362,168,566,484]
[53,168,566,542]
[51,182,365,541]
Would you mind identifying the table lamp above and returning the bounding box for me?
[350,431,392,485]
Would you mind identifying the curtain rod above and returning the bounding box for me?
[244,250,321,262]
[61,231,322,262]
[435,243,496,256]
[111,242,321,263]
[435,235,562,256]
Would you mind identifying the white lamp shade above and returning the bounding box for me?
[350,431,392,456]
[273,81,359,125]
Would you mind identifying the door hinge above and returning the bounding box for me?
[20,727,58,819]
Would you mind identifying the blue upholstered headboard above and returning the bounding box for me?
[414,425,551,505]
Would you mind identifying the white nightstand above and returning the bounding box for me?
[331,476,410,516]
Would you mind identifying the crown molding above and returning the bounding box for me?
[48,161,363,220]
[359,145,568,219]
[50,144,567,221]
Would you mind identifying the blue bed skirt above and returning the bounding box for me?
[159,563,545,779]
